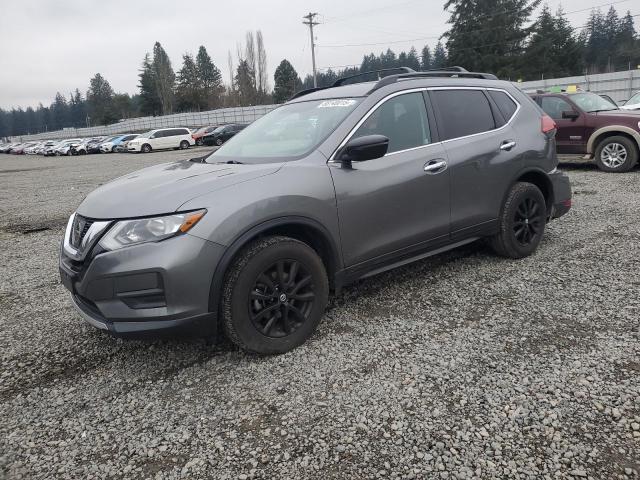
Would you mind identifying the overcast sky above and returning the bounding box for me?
[0,0,634,109]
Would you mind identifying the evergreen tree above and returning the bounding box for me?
[196,46,224,109]
[443,0,539,78]
[69,88,87,127]
[176,53,201,111]
[50,92,69,130]
[432,41,447,69]
[273,59,301,103]
[138,53,160,115]
[235,59,257,106]
[420,45,432,70]
[87,73,116,125]
[584,9,607,73]
[151,42,175,115]
[521,6,583,79]
[406,47,421,71]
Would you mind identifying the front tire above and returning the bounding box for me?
[196,138,204,146]
[594,135,638,172]
[222,236,329,354]
[141,144,152,153]
[489,182,546,259]
[215,138,223,146]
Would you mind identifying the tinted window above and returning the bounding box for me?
[432,90,496,140]
[353,92,431,154]
[540,96,574,119]
[488,90,518,121]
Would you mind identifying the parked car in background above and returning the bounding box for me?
[191,125,218,146]
[530,90,640,172]
[72,137,104,155]
[86,137,107,154]
[127,128,194,153]
[100,134,131,153]
[1,143,20,153]
[60,67,571,354]
[54,139,82,156]
[114,134,140,152]
[621,91,640,111]
[38,140,58,155]
[202,124,246,146]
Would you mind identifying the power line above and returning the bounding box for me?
[318,3,638,49]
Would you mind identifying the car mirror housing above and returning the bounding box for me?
[562,110,580,120]
[336,134,389,165]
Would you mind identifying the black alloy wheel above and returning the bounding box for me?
[513,196,544,246]
[489,182,547,259]
[222,236,329,354]
[249,259,315,338]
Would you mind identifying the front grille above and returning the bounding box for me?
[70,215,94,249]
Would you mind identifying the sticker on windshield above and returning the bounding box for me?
[318,99,357,108]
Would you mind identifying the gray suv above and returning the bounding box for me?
[59,67,571,354]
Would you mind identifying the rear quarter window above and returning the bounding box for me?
[431,89,496,140]
[488,90,518,121]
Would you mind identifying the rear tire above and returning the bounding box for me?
[221,236,329,354]
[179,140,190,150]
[196,138,204,146]
[141,144,152,153]
[215,138,223,146]
[594,135,638,172]
[489,182,546,259]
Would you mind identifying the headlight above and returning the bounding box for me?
[99,210,206,251]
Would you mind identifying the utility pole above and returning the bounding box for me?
[303,12,319,88]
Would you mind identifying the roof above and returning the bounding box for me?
[289,77,514,103]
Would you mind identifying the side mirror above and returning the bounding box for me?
[562,110,579,120]
[336,134,389,165]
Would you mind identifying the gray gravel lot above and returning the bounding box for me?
[0,151,639,480]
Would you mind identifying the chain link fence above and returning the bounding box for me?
[12,104,279,142]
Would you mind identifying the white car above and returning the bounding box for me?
[127,128,194,153]
[621,91,640,111]
[54,139,82,156]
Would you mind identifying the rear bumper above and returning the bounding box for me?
[549,170,572,219]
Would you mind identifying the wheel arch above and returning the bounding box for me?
[208,216,342,314]
[586,126,640,154]
[505,167,554,217]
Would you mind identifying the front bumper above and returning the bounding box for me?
[59,233,225,337]
[549,170,572,219]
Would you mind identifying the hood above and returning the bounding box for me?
[77,159,283,219]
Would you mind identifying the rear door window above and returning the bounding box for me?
[431,89,496,140]
[352,92,431,154]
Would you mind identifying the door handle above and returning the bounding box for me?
[424,159,447,174]
[500,140,516,151]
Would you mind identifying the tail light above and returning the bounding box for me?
[541,115,556,135]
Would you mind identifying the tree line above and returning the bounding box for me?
[2,2,638,138]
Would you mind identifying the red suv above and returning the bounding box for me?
[530,91,640,172]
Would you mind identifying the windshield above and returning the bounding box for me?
[627,92,640,105]
[207,98,361,163]
[212,126,226,133]
[571,92,618,112]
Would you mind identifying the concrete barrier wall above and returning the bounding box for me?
[12,104,280,141]
[517,70,640,103]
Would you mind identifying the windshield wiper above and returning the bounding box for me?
[218,160,244,164]
[590,108,618,112]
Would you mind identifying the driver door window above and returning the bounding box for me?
[540,97,574,119]
[352,92,431,154]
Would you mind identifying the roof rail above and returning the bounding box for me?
[289,67,417,101]
[331,67,416,87]
[289,86,330,101]
[369,67,498,93]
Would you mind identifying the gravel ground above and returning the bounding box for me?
[0,151,638,480]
